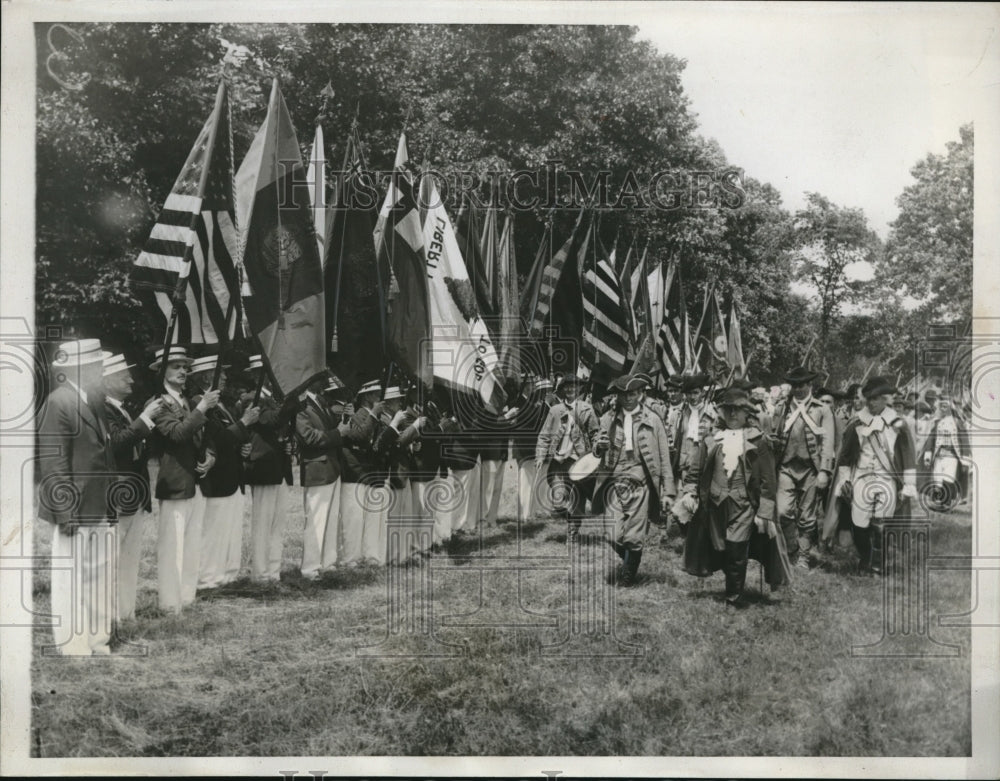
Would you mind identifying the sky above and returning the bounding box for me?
[636,3,998,239]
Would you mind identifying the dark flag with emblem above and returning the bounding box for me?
[582,235,633,383]
[656,260,692,377]
[727,298,746,377]
[235,78,326,399]
[324,126,387,392]
[374,131,431,387]
[131,79,238,344]
[694,281,728,376]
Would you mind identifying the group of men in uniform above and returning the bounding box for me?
[36,337,973,654]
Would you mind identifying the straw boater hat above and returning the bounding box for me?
[52,339,103,369]
[533,377,554,392]
[357,379,382,398]
[102,352,135,377]
[382,385,405,401]
[246,354,264,371]
[148,345,193,370]
[188,355,219,375]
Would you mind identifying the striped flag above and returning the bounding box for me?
[131,80,238,344]
[582,232,633,380]
[306,124,326,261]
[655,261,691,377]
[520,209,587,340]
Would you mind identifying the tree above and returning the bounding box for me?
[880,123,973,322]
[792,192,879,363]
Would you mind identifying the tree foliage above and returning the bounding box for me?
[880,123,973,322]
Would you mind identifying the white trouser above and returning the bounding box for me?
[117,512,145,621]
[343,480,389,565]
[449,466,480,531]
[518,459,549,520]
[302,480,340,577]
[250,484,287,581]
[411,480,436,550]
[158,489,205,612]
[199,494,243,588]
[425,476,453,544]
[479,458,504,523]
[340,480,365,566]
[224,492,246,583]
[49,522,115,656]
[850,472,898,529]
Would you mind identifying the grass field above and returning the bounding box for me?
[31,462,972,757]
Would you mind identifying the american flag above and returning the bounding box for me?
[131,80,238,344]
[582,239,633,376]
[656,260,692,377]
[522,209,586,339]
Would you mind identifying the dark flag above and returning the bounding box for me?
[235,78,326,399]
[496,213,521,380]
[325,127,387,392]
[131,79,239,344]
[694,281,729,376]
[455,196,495,323]
[374,131,431,387]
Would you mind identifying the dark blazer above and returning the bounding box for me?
[295,394,343,487]
[509,398,550,461]
[192,396,250,498]
[237,390,293,486]
[374,410,422,488]
[438,415,478,471]
[148,390,209,501]
[103,399,153,514]
[37,384,115,525]
[340,405,383,484]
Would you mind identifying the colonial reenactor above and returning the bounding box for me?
[592,375,674,586]
[511,376,552,521]
[340,379,387,565]
[189,355,259,588]
[750,386,774,437]
[828,376,918,575]
[147,345,218,613]
[680,386,790,607]
[919,394,970,509]
[664,375,686,455]
[101,352,163,621]
[237,355,294,584]
[535,374,599,537]
[38,339,117,654]
[674,373,715,484]
[770,366,835,569]
[295,375,344,579]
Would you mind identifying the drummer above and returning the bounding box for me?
[592,374,674,586]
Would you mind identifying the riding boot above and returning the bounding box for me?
[779,515,800,563]
[625,549,642,583]
[853,524,872,574]
[869,521,884,575]
[724,541,748,605]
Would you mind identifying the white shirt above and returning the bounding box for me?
[106,395,155,429]
[622,409,635,454]
[163,384,188,411]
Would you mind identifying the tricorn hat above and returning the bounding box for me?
[715,386,756,412]
[681,373,709,392]
[784,366,820,385]
[610,374,648,393]
[665,375,685,390]
[861,376,896,399]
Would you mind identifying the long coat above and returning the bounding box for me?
[103,399,153,514]
[682,427,791,587]
[37,384,115,525]
[295,394,343,487]
[191,396,250,498]
[592,405,674,519]
[147,391,209,501]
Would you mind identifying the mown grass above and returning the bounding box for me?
[31,466,971,757]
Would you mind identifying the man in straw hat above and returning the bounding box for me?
[592,374,674,586]
[535,373,599,537]
[38,339,117,654]
[101,351,164,621]
[339,379,389,565]
[146,345,218,612]
[770,366,835,570]
[188,354,259,589]
[295,374,346,579]
[680,385,790,607]
[827,376,918,575]
[236,355,295,584]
